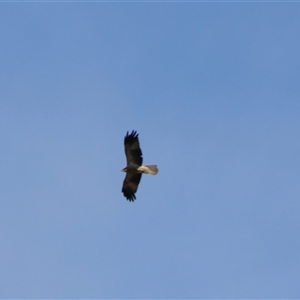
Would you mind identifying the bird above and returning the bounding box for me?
[121,130,158,201]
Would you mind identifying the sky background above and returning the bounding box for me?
[1,2,300,299]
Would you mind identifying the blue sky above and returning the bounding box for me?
[1,2,300,298]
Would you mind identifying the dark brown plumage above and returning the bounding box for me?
[124,130,143,166]
[121,130,158,201]
[122,131,143,201]
[122,171,142,201]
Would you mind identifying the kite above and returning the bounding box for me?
[121,130,158,201]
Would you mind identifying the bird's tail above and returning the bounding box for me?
[138,165,159,175]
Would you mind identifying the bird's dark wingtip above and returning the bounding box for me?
[125,194,136,202]
[125,130,139,139]
[122,187,137,202]
[131,130,138,137]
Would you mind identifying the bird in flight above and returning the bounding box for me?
[121,130,158,201]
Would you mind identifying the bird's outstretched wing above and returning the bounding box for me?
[124,130,143,166]
[122,171,142,201]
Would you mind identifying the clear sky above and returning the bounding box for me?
[1,2,300,298]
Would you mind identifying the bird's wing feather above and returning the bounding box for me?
[122,171,142,201]
[124,130,143,166]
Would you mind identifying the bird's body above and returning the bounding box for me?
[121,130,158,201]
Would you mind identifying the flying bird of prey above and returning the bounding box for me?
[121,130,158,201]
